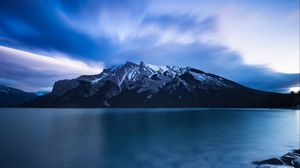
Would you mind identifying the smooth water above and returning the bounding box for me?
[0,108,299,168]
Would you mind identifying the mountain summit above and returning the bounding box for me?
[24,61,296,108]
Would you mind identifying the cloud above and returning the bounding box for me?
[0,46,102,91]
[142,14,217,33]
[0,0,115,60]
[55,0,147,42]
[0,0,298,93]
[58,3,218,45]
[134,14,219,45]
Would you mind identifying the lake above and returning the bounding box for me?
[0,108,298,168]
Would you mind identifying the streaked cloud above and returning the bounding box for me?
[0,46,102,91]
[0,0,298,92]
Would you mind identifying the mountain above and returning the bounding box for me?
[24,61,298,108]
[0,85,37,107]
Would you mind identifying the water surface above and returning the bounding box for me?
[0,108,299,168]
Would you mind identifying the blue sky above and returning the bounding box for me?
[0,0,299,92]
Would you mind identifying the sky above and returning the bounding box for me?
[0,0,299,92]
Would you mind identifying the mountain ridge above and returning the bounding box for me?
[0,84,37,107]
[23,61,298,108]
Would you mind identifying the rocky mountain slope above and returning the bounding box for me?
[0,85,37,107]
[24,61,297,108]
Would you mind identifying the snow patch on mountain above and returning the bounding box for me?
[190,71,206,81]
[146,63,168,73]
[92,73,109,84]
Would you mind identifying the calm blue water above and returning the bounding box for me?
[0,108,299,168]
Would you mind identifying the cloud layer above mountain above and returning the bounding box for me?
[0,0,299,92]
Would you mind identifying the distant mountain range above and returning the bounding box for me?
[21,61,298,108]
[0,85,37,107]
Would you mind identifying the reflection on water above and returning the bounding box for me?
[0,108,299,168]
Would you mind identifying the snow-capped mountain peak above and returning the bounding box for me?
[79,62,236,91]
[52,62,238,99]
